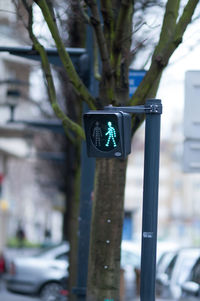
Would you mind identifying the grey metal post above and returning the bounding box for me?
[140,99,162,301]
[73,141,95,300]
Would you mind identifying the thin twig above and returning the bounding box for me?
[22,0,85,142]
[85,0,112,77]
[33,0,96,110]
[112,0,133,68]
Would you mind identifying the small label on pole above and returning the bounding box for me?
[143,232,153,238]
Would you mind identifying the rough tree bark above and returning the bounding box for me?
[87,158,127,301]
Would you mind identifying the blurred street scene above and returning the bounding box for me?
[0,282,40,301]
[0,1,200,301]
[0,242,199,301]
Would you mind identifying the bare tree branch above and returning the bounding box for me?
[22,0,85,142]
[174,0,200,46]
[0,9,16,15]
[85,0,112,78]
[93,33,101,81]
[153,0,181,58]
[33,0,96,110]
[112,0,134,69]
[21,94,53,118]
[100,0,114,51]
[77,0,90,24]
[130,0,199,106]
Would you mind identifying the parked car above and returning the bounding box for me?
[179,256,200,300]
[5,242,69,301]
[156,250,178,297]
[132,240,178,297]
[156,248,200,299]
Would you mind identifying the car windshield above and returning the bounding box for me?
[176,257,198,285]
[165,254,178,279]
[190,257,200,284]
[33,243,68,258]
[157,251,177,274]
[34,245,59,257]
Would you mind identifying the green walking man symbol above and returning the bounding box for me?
[105,121,117,147]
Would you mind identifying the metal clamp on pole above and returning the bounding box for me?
[104,99,162,115]
[104,104,146,114]
[144,99,162,114]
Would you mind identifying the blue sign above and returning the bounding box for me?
[129,69,146,97]
[122,212,133,241]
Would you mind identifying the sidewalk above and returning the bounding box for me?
[126,294,175,301]
[0,280,40,301]
[124,294,174,301]
[134,298,175,301]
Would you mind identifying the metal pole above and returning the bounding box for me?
[140,99,162,301]
[73,140,95,300]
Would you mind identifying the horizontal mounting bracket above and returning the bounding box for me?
[104,99,162,115]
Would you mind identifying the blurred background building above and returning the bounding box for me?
[124,79,200,247]
[0,1,65,251]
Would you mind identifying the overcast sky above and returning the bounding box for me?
[156,14,200,139]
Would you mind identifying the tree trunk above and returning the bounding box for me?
[87,157,127,301]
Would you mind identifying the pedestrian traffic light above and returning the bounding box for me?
[83,110,131,158]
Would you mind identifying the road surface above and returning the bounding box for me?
[0,281,40,301]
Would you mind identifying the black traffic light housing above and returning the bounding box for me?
[84,110,131,158]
